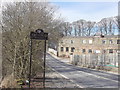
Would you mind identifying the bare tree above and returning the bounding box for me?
[72,21,78,36]
[100,18,108,35]
[72,20,95,36]
[2,1,63,80]
[77,19,86,36]
[72,20,82,36]
[113,16,119,34]
[107,18,115,35]
[61,22,72,36]
[86,21,96,36]
[96,17,118,35]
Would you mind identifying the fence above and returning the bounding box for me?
[72,53,119,69]
[48,48,57,56]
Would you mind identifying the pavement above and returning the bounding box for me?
[46,53,119,88]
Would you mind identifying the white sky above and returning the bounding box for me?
[1,0,119,23]
[53,2,118,22]
[1,0,120,2]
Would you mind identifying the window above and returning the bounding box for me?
[117,49,120,53]
[70,53,73,55]
[117,40,120,44]
[109,49,113,53]
[66,47,69,52]
[103,50,106,53]
[71,40,74,44]
[71,47,75,52]
[82,49,86,53]
[88,49,92,53]
[89,40,92,44]
[61,47,64,52]
[82,40,86,44]
[95,50,101,53]
[109,40,113,44]
[102,40,106,44]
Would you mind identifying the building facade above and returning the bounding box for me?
[58,35,120,57]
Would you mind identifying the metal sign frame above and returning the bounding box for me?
[29,29,48,89]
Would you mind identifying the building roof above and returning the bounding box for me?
[61,35,120,39]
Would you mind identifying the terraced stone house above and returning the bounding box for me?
[58,35,120,57]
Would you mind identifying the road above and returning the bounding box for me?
[46,53,119,88]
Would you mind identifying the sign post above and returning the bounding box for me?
[29,38,32,89]
[43,39,46,88]
[29,29,48,88]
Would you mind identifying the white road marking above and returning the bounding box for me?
[47,65,84,88]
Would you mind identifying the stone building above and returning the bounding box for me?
[58,35,120,57]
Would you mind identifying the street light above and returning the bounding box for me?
[29,29,48,89]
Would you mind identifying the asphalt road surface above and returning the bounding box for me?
[46,53,119,88]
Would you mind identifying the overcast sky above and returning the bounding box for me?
[1,0,119,23]
[52,2,118,23]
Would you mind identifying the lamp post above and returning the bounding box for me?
[29,29,48,88]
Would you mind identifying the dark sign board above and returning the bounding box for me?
[30,32,48,40]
